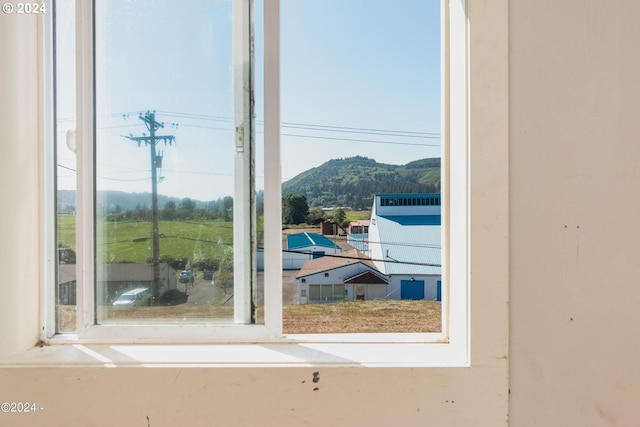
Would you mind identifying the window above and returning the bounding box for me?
[309,285,321,301]
[52,0,278,340]
[46,0,471,364]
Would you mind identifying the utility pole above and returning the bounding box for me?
[126,111,175,304]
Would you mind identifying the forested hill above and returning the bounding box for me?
[58,156,441,213]
[281,156,441,210]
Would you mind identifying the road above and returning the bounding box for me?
[181,275,231,306]
[180,270,301,307]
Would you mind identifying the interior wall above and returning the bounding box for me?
[8,0,640,426]
[509,1,640,426]
[0,2,510,426]
[0,2,41,360]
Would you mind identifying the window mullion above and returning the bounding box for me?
[75,0,96,334]
[445,0,470,360]
[42,0,56,339]
[263,0,282,334]
[233,0,254,324]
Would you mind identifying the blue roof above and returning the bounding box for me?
[287,232,341,250]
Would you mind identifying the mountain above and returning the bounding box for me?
[57,156,441,212]
[282,156,441,210]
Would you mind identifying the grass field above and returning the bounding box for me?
[58,214,261,265]
[56,212,441,334]
[58,211,367,264]
[344,210,371,222]
[283,299,441,334]
[59,299,441,334]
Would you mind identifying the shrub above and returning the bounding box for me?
[159,289,188,306]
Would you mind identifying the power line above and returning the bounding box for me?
[98,238,440,268]
[281,133,439,147]
[60,110,442,137]
[279,248,441,268]
[95,110,441,136]
[281,121,440,137]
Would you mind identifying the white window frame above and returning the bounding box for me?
[44,0,471,366]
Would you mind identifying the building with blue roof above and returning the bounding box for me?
[287,232,341,252]
[281,232,342,270]
[367,193,442,300]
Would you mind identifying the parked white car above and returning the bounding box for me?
[112,287,151,307]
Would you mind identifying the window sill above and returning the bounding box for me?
[0,340,468,368]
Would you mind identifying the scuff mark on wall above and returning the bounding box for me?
[173,369,182,384]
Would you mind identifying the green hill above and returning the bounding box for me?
[58,156,441,213]
[281,156,441,209]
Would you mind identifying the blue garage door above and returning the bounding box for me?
[401,280,425,300]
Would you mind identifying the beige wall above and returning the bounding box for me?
[1,0,639,426]
[509,1,640,425]
[0,2,41,360]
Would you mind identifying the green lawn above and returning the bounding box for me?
[57,214,264,265]
[344,210,371,222]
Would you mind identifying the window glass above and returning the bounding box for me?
[93,0,257,324]
[309,285,321,301]
[280,0,442,334]
[54,0,444,337]
[53,0,261,328]
[55,0,77,333]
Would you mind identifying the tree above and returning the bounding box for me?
[333,208,350,230]
[282,193,309,225]
[221,196,233,221]
[161,200,177,220]
[306,208,326,225]
[178,198,196,218]
[132,203,150,220]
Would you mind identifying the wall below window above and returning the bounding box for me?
[1,367,509,426]
[3,0,640,426]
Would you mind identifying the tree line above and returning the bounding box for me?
[282,193,352,229]
[100,191,266,222]
[102,197,233,222]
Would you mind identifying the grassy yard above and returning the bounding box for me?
[344,210,371,222]
[59,299,441,334]
[58,215,263,265]
[57,213,440,334]
[283,299,441,334]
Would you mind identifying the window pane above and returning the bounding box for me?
[92,0,254,324]
[309,285,321,301]
[281,0,442,334]
[55,0,77,333]
[318,285,329,301]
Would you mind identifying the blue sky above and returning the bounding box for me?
[56,0,440,202]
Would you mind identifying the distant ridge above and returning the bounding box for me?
[57,156,441,212]
[282,156,440,210]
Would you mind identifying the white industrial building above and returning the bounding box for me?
[367,193,442,301]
